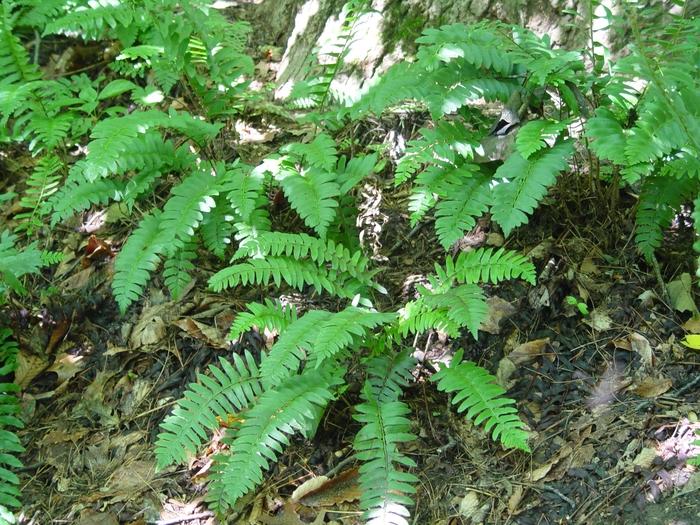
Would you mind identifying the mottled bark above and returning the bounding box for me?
[232,0,587,89]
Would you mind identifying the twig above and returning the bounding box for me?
[542,485,576,509]
[155,511,214,525]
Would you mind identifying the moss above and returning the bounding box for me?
[381,5,426,55]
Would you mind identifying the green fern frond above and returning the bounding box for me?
[223,163,263,222]
[43,0,134,40]
[0,1,41,86]
[585,108,627,165]
[284,133,338,172]
[434,174,491,249]
[0,230,45,298]
[432,349,530,451]
[160,168,221,255]
[437,247,536,286]
[421,284,487,338]
[155,351,263,470]
[280,167,339,238]
[200,195,235,260]
[364,351,415,403]
[15,154,63,234]
[163,241,196,299]
[393,299,460,338]
[233,231,372,282]
[635,176,695,261]
[259,310,333,388]
[0,328,24,511]
[207,364,342,512]
[112,211,165,313]
[227,299,298,342]
[516,119,570,159]
[354,385,417,524]
[491,141,573,236]
[49,177,121,226]
[208,256,343,296]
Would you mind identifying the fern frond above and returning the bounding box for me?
[281,167,339,238]
[200,195,235,260]
[207,364,341,512]
[0,2,41,86]
[515,119,570,159]
[227,299,298,342]
[112,211,165,313]
[259,310,333,388]
[155,351,263,470]
[160,168,221,255]
[434,174,491,249]
[585,108,627,165]
[393,299,460,338]
[0,230,45,298]
[233,232,372,282]
[284,133,338,172]
[223,163,263,222]
[208,256,343,296]
[364,351,415,403]
[635,176,695,261]
[163,241,196,300]
[354,385,417,525]
[49,176,121,226]
[0,328,23,510]
[437,247,536,286]
[491,141,574,236]
[43,0,134,40]
[15,154,63,234]
[432,349,530,451]
[421,284,487,338]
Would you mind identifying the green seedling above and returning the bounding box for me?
[566,295,589,316]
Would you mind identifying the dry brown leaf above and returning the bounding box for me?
[507,485,525,514]
[508,337,551,364]
[481,296,516,335]
[630,332,653,367]
[77,510,119,525]
[15,351,49,389]
[528,462,553,482]
[630,376,672,398]
[294,468,361,507]
[584,309,613,331]
[46,352,85,386]
[174,318,228,349]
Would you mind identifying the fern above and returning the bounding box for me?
[436,247,537,286]
[0,230,44,298]
[155,351,263,469]
[227,299,298,342]
[15,155,63,234]
[432,349,530,451]
[280,167,340,238]
[159,168,221,255]
[163,241,196,299]
[420,284,487,339]
[43,0,134,40]
[49,176,122,226]
[0,329,23,514]
[206,363,342,512]
[491,141,574,236]
[112,211,165,313]
[354,352,418,525]
[434,174,491,249]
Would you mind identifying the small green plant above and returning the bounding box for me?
[565,295,590,316]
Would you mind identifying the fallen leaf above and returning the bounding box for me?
[77,510,119,525]
[15,351,49,389]
[508,338,551,364]
[507,485,524,514]
[584,309,613,331]
[293,468,361,507]
[630,447,658,471]
[130,312,167,348]
[630,376,672,398]
[630,332,653,367]
[174,318,228,349]
[46,352,85,386]
[667,273,699,315]
[458,491,488,523]
[481,296,516,335]
[528,463,553,482]
[681,334,700,351]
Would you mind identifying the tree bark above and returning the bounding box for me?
[233,0,586,89]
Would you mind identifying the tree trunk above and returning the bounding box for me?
[233,0,587,89]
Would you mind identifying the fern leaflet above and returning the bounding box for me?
[432,349,530,451]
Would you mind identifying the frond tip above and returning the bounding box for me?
[432,349,530,452]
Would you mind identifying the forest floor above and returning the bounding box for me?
[4,17,700,525]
